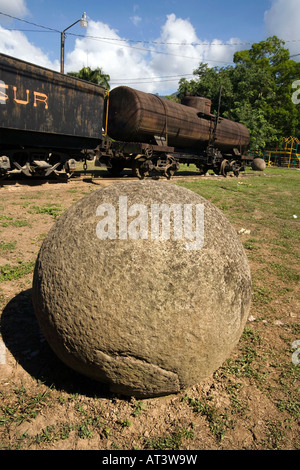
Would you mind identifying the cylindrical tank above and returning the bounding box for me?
[107,86,250,152]
[181,95,212,114]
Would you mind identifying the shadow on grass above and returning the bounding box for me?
[0,289,112,399]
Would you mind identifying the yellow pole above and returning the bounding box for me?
[103,90,110,137]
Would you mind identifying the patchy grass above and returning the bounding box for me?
[0,241,17,252]
[0,168,299,450]
[28,204,63,220]
[0,216,32,228]
[0,261,35,282]
[144,425,195,450]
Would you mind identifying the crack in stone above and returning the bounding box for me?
[95,349,181,396]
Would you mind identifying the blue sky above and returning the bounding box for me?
[0,0,299,94]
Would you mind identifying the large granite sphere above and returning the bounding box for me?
[32,181,252,398]
[251,158,266,171]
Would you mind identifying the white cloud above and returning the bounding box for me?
[130,15,142,26]
[0,0,29,24]
[148,14,244,90]
[0,26,59,69]
[0,0,58,68]
[0,12,244,94]
[264,0,300,58]
[65,20,151,89]
[66,14,243,94]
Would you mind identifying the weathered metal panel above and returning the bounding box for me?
[0,53,104,148]
[107,86,250,152]
[181,95,212,114]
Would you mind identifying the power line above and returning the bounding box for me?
[4,28,58,33]
[0,11,60,32]
[70,35,234,63]
[110,78,188,85]
[1,10,299,74]
[2,11,300,49]
[110,73,194,82]
[67,31,252,47]
[0,12,233,64]
[0,11,265,49]
[2,10,300,48]
[110,73,195,85]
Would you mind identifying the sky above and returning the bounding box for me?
[0,0,300,95]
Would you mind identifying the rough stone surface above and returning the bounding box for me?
[251,158,266,171]
[32,181,252,398]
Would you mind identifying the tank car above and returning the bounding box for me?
[0,53,251,180]
[95,86,250,178]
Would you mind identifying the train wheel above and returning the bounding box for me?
[132,158,151,179]
[196,163,208,175]
[230,161,238,177]
[220,159,229,177]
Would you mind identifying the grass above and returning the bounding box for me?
[220,327,267,384]
[28,204,63,219]
[0,261,35,282]
[144,425,195,450]
[0,166,299,450]
[0,385,52,427]
[0,241,16,252]
[0,215,32,228]
[183,395,233,443]
[177,166,300,204]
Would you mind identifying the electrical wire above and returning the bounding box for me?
[0,11,262,48]
[2,11,300,48]
[0,11,60,32]
[1,11,299,86]
[110,73,195,82]
[0,12,235,64]
[72,35,234,63]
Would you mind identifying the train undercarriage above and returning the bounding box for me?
[0,147,94,179]
[0,138,247,181]
[95,139,246,180]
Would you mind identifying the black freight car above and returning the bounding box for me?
[0,53,105,177]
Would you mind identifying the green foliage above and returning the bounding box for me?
[183,395,233,442]
[0,241,16,252]
[0,261,35,282]
[28,204,63,219]
[145,425,194,450]
[68,66,110,90]
[178,36,300,152]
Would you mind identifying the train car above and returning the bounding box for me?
[0,53,251,180]
[0,53,105,177]
[95,86,250,178]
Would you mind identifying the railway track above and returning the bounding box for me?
[0,169,260,188]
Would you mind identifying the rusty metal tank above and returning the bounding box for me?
[107,86,250,152]
[181,95,212,114]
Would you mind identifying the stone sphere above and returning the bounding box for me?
[32,181,252,398]
[251,158,266,171]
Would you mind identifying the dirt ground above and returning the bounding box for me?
[0,172,299,451]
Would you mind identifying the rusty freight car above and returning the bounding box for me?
[0,53,105,177]
[0,53,251,180]
[97,86,250,178]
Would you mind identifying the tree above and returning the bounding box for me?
[178,36,300,152]
[233,36,300,146]
[68,66,110,90]
[178,64,234,116]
